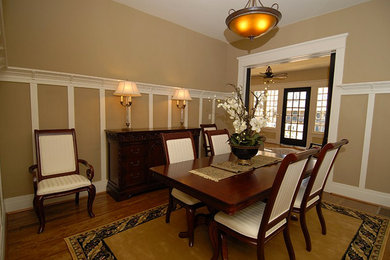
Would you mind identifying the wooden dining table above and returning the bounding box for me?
[149,151,315,215]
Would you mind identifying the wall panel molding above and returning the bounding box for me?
[0,66,229,212]
[325,80,390,207]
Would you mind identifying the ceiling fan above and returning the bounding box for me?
[258,66,288,83]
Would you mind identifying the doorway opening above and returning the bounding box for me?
[237,34,347,148]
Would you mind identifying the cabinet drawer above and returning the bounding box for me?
[122,144,148,158]
[123,166,146,187]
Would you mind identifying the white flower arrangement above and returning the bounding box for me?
[217,84,268,147]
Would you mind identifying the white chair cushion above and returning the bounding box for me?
[293,177,320,209]
[171,188,200,205]
[215,201,287,239]
[37,175,91,195]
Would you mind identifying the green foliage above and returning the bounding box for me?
[229,132,263,147]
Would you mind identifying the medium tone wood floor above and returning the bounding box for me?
[6,189,390,259]
[6,189,169,259]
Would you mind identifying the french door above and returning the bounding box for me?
[280,87,311,147]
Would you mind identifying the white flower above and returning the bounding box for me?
[250,118,263,133]
[233,119,247,133]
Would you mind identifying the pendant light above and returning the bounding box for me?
[226,0,281,40]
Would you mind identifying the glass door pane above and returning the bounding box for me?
[280,87,311,147]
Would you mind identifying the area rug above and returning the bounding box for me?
[65,202,389,260]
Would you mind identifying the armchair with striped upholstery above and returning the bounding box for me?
[29,129,96,233]
[210,148,319,260]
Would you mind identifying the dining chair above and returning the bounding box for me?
[210,148,319,260]
[292,139,348,251]
[161,131,205,247]
[200,124,217,156]
[29,129,96,233]
[206,129,231,156]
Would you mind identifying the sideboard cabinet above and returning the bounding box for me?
[105,127,201,201]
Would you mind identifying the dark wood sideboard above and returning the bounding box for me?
[105,127,201,201]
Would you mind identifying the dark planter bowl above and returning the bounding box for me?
[231,145,260,165]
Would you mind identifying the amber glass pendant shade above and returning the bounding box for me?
[226,3,281,40]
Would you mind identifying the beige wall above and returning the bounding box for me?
[105,90,126,129]
[153,95,168,128]
[4,0,228,92]
[202,99,213,125]
[38,84,68,129]
[131,94,149,129]
[228,0,390,85]
[0,82,33,198]
[171,101,182,128]
[74,87,101,181]
[365,94,390,193]
[334,95,368,187]
[188,98,200,128]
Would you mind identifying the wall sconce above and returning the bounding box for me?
[114,81,141,128]
[172,89,192,127]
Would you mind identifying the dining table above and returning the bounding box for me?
[149,151,315,216]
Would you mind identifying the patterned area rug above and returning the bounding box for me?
[65,202,389,260]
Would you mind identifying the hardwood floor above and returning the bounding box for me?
[6,189,169,259]
[6,189,390,259]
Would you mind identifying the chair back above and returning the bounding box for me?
[206,129,231,156]
[304,139,349,204]
[35,129,79,181]
[259,148,319,238]
[161,132,197,164]
[200,124,217,153]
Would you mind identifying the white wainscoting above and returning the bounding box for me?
[325,81,390,207]
[0,67,230,213]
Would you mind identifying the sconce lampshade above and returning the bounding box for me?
[114,81,141,97]
[172,89,192,101]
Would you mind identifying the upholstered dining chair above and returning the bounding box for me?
[206,129,231,156]
[200,124,217,156]
[210,148,319,260]
[292,139,348,251]
[161,131,205,247]
[29,129,96,233]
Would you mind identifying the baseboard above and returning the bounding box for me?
[325,181,390,208]
[4,180,107,213]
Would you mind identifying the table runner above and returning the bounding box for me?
[190,154,282,182]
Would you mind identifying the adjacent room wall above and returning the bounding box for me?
[249,67,329,145]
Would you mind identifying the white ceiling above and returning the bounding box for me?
[113,0,369,42]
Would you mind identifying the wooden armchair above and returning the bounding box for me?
[161,131,205,247]
[210,148,319,260]
[29,129,96,233]
[200,124,217,156]
[292,139,348,251]
[206,129,231,156]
